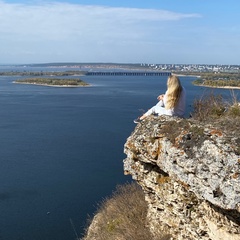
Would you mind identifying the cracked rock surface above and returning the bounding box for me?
[124,115,240,240]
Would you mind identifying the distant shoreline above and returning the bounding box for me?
[174,74,201,78]
[193,84,240,90]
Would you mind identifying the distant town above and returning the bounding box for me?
[142,63,240,73]
[28,63,240,73]
[1,62,240,73]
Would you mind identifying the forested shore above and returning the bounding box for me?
[190,72,240,89]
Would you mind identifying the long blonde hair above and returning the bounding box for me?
[165,75,183,110]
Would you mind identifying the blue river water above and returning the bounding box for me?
[0,67,239,240]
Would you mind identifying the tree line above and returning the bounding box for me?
[192,72,240,87]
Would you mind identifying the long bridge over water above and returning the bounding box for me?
[86,71,171,76]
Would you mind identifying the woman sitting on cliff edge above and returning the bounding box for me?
[134,75,186,123]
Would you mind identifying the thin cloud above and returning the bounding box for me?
[0,1,202,63]
[0,2,201,38]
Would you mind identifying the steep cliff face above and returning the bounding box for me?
[124,115,240,240]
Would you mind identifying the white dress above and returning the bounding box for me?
[144,87,186,118]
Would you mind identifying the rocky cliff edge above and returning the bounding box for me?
[124,115,240,240]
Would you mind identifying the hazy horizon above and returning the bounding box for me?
[1,62,240,67]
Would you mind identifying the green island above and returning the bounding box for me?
[14,78,90,87]
[190,72,240,89]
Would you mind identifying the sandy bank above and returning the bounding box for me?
[194,84,240,90]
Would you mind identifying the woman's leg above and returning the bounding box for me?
[140,100,164,119]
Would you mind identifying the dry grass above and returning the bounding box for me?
[191,93,226,121]
[191,91,240,135]
[82,182,169,240]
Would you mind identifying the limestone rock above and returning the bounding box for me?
[124,115,240,240]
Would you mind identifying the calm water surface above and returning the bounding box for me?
[0,69,239,240]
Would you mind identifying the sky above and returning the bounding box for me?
[0,0,240,65]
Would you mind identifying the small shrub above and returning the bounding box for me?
[191,93,226,122]
[191,92,240,135]
[228,103,240,117]
[226,91,240,118]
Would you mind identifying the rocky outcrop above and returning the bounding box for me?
[124,115,240,240]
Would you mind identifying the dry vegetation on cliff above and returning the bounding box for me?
[191,91,240,135]
[82,182,170,240]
